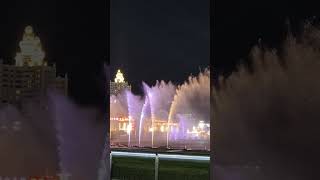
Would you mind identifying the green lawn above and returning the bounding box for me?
[111,156,155,180]
[111,156,209,180]
[158,159,209,180]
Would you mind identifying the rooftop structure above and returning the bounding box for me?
[110,69,131,95]
[0,26,68,106]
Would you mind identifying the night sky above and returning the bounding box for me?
[213,0,320,78]
[110,0,210,95]
[0,0,108,109]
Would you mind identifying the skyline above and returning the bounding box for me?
[0,0,209,98]
[0,0,108,109]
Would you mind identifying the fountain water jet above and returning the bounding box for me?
[125,91,132,147]
[143,83,155,148]
[139,97,149,147]
[110,70,209,150]
[167,69,210,148]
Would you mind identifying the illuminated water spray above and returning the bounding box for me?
[139,97,149,147]
[110,69,210,150]
[126,90,133,147]
[143,83,155,148]
[167,69,210,148]
[149,91,155,148]
[167,107,174,148]
[213,21,320,180]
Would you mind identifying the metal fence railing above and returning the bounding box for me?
[110,151,210,180]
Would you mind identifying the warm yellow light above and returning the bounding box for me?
[198,121,205,130]
[15,25,45,67]
[126,123,132,134]
[160,126,165,132]
[114,69,125,83]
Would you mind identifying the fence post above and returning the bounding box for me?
[155,153,159,180]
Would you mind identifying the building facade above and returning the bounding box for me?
[110,69,131,95]
[0,26,68,106]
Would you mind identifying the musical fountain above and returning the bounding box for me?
[110,69,210,150]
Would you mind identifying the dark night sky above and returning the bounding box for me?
[110,0,210,95]
[0,1,108,109]
[213,0,320,78]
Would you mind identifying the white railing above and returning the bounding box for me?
[110,151,210,180]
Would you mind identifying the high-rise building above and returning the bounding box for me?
[110,69,131,95]
[0,26,68,106]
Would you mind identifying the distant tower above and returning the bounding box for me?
[0,25,68,106]
[114,69,125,83]
[110,69,131,95]
[15,25,45,67]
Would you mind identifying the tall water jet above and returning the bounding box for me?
[143,82,155,147]
[168,69,210,148]
[167,108,173,148]
[125,90,144,147]
[125,91,132,147]
[139,97,149,147]
[147,81,175,147]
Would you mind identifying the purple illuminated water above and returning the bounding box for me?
[139,97,149,147]
[0,65,109,179]
[111,70,210,150]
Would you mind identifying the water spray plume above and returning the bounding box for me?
[111,69,210,150]
[214,21,320,180]
[168,69,210,147]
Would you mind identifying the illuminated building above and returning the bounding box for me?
[0,26,68,105]
[186,120,210,139]
[110,69,131,95]
[15,26,45,67]
[147,119,178,133]
[110,117,135,133]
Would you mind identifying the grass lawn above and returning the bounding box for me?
[158,159,209,180]
[111,156,209,180]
